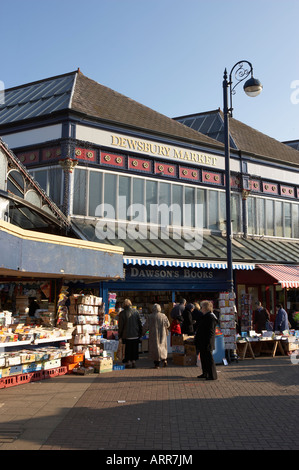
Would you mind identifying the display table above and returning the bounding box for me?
[236,340,255,359]
[237,338,287,359]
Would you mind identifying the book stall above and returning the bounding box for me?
[235,293,299,359]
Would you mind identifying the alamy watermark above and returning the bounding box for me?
[94,200,204,251]
[290,80,299,104]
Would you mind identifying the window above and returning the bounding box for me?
[7,170,24,198]
[284,203,292,238]
[293,204,299,239]
[146,180,157,223]
[184,186,195,227]
[266,199,274,236]
[118,175,131,220]
[274,201,283,237]
[208,189,218,230]
[73,169,87,215]
[89,171,102,216]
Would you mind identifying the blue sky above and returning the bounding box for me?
[1,0,299,142]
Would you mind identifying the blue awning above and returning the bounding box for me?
[124,258,255,270]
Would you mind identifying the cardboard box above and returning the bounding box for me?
[86,357,113,374]
[141,339,149,352]
[42,359,61,370]
[184,344,197,356]
[172,334,194,346]
[172,354,196,366]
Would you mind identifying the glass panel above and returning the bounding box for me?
[257,198,265,235]
[146,180,157,223]
[284,202,292,237]
[172,184,183,226]
[89,171,102,216]
[208,190,218,230]
[218,191,226,230]
[266,199,274,236]
[231,193,240,233]
[48,168,62,207]
[274,200,283,237]
[118,175,131,220]
[132,178,145,222]
[196,188,206,229]
[73,169,87,215]
[104,173,116,210]
[7,170,24,198]
[158,182,171,225]
[34,170,48,192]
[184,186,195,227]
[247,197,256,234]
[293,204,299,238]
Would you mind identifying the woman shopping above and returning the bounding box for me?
[143,304,170,369]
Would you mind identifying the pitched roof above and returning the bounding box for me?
[0,70,221,149]
[175,109,299,166]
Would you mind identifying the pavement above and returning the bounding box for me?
[0,353,298,455]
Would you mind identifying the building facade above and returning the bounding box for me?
[0,70,298,321]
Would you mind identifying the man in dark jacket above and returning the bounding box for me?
[170,298,186,319]
[181,303,195,335]
[195,300,218,380]
[118,299,142,368]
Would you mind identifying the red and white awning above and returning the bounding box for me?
[257,264,299,288]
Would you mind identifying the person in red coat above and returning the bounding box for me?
[170,317,182,345]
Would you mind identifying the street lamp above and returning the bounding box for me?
[223,60,262,293]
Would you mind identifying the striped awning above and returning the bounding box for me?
[257,264,299,288]
[124,257,255,270]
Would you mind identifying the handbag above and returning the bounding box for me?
[117,338,126,361]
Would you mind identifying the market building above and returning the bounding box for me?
[0,69,299,327]
[0,136,123,317]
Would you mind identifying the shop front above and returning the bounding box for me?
[236,264,299,325]
[101,262,235,317]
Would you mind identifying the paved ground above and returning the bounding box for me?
[0,353,298,454]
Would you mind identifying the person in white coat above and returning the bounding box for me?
[143,304,170,369]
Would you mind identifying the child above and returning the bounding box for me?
[170,316,182,345]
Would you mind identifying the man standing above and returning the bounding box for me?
[253,301,270,333]
[195,300,218,381]
[170,298,186,320]
[274,304,289,332]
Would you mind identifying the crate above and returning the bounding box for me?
[1,375,18,388]
[43,366,67,379]
[62,354,84,364]
[17,370,44,385]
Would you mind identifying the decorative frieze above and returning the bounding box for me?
[179,166,199,181]
[202,170,222,185]
[128,157,152,172]
[101,151,125,167]
[75,148,96,162]
[154,162,177,176]
[17,150,39,165]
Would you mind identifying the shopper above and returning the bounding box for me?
[194,300,218,380]
[170,316,182,345]
[170,298,186,319]
[118,299,142,368]
[253,301,270,333]
[274,304,290,332]
[181,303,195,335]
[28,297,40,317]
[143,303,170,368]
[192,301,203,333]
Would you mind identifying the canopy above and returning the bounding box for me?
[257,264,299,288]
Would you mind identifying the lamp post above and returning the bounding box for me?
[223,60,262,293]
